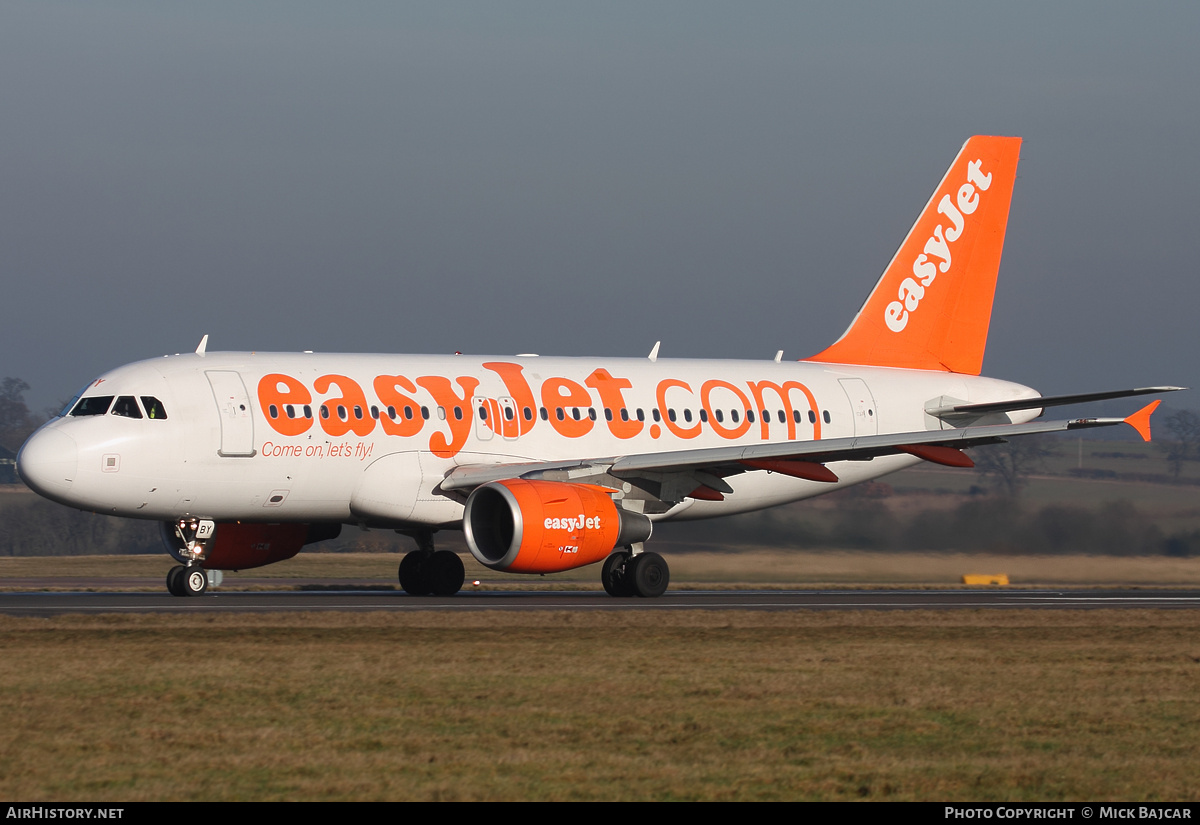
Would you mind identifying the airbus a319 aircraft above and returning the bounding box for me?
[17,136,1181,598]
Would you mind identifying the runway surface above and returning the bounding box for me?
[3,588,1200,615]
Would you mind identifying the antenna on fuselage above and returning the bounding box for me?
[774,350,784,363]
[195,334,209,355]
[648,341,660,362]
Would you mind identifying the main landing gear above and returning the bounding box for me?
[398,530,465,596]
[601,548,669,598]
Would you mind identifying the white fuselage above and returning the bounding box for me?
[18,351,1040,528]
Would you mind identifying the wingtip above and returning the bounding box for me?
[1124,399,1161,442]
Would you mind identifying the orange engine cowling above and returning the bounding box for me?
[161,522,342,570]
[463,479,652,574]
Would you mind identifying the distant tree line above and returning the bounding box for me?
[0,377,41,454]
[0,497,161,556]
[663,496,1200,557]
[6,492,1196,558]
[1159,410,1200,480]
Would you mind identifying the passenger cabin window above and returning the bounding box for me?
[111,396,143,419]
[70,396,114,417]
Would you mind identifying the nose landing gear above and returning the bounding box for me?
[166,564,210,597]
[161,518,217,597]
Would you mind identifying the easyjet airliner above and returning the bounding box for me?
[16,136,1181,598]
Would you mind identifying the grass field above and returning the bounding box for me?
[2,609,1198,801]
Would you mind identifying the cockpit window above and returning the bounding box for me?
[141,397,167,419]
[111,396,143,419]
[59,384,92,417]
[70,396,114,417]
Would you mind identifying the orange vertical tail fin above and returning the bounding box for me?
[808,135,1022,375]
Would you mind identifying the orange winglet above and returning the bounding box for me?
[1124,400,1161,442]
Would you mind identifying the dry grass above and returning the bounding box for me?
[1,610,1198,801]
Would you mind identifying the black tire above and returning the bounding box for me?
[166,566,186,597]
[601,551,632,597]
[629,552,669,598]
[424,550,465,597]
[398,551,431,596]
[182,566,208,597]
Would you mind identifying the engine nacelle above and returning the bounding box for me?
[160,521,342,570]
[463,479,652,573]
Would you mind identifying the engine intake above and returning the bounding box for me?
[463,479,652,573]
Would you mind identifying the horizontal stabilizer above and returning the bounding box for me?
[927,386,1185,419]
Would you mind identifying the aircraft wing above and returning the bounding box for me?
[439,399,1165,499]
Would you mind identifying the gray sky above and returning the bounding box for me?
[2,2,1197,415]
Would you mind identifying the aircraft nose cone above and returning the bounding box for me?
[17,429,79,497]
